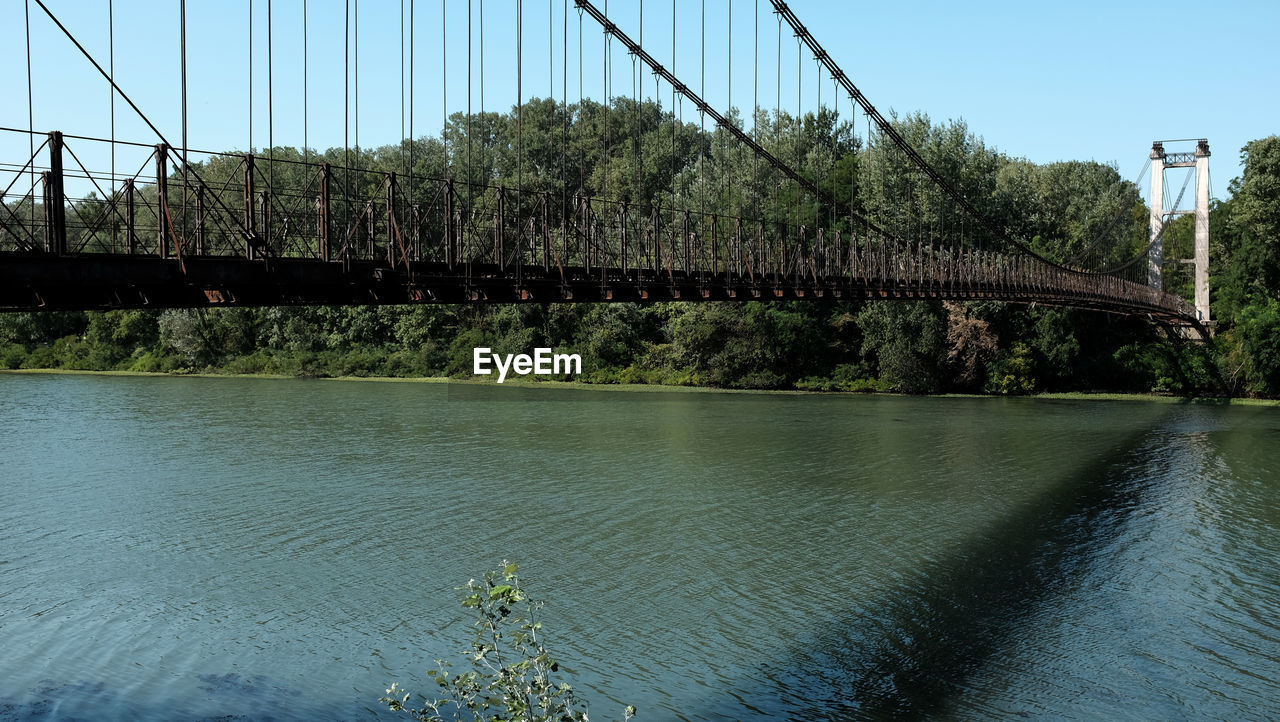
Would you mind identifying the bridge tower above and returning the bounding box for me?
[1147,139,1212,326]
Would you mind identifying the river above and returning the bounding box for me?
[1,374,1278,720]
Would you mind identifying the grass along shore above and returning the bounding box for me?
[5,367,1276,405]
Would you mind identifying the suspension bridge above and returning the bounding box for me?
[0,0,1206,335]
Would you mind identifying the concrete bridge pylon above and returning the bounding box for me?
[1148,139,1212,329]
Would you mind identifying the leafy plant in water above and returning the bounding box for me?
[382,562,635,722]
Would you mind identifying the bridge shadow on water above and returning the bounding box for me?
[725,409,1179,721]
[0,403,1187,722]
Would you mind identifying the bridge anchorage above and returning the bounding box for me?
[0,0,1206,338]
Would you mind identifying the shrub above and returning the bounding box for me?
[127,349,183,374]
[382,563,634,722]
[20,345,56,369]
[0,344,27,369]
[986,342,1037,395]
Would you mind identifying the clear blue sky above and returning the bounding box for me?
[3,0,1277,202]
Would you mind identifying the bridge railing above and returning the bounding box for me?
[0,129,1196,320]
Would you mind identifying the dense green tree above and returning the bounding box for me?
[857,301,948,394]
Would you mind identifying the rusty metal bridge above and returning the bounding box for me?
[0,1,1201,331]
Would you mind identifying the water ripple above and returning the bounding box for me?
[0,377,1278,720]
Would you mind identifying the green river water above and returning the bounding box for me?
[1,374,1278,719]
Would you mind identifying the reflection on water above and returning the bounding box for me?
[0,376,1277,720]
[770,418,1168,719]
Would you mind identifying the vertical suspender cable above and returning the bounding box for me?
[820,63,827,230]
[815,60,820,228]
[549,0,554,100]
[25,0,34,232]
[516,0,524,269]
[866,114,871,231]
[753,0,758,213]
[819,61,826,230]
[182,0,189,245]
[699,0,704,218]
[562,0,568,262]
[109,0,115,198]
[354,0,359,165]
[774,11,780,226]
[303,0,308,164]
[635,1,641,208]
[518,0,523,209]
[548,0,553,269]
[548,0,552,203]
[410,0,414,175]
[637,0,643,206]
[579,4,583,105]
[602,0,608,205]
[268,0,273,190]
[576,0,583,270]
[400,0,405,175]
[249,0,253,151]
[344,0,350,236]
[577,4,583,258]
[440,0,446,172]
[467,0,473,247]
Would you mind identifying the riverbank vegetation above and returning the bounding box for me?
[2,99,1277,397]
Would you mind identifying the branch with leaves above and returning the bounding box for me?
[382,562,636,722]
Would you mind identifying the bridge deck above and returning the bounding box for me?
[0,253,1198,328]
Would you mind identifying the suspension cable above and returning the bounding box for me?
[574,0,891,238]
[769,0,1131,275]
[1063,158,1150,266]
[31,1,179,154]
[1098,167,1196,275]
[31,0,266,254]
